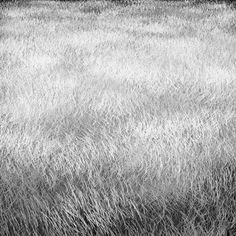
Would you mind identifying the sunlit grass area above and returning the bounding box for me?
[0,0,236,235]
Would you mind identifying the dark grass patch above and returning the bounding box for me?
[0,0,31,8]
[1,156,236,235]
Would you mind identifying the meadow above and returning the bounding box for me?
[0,0,236,235]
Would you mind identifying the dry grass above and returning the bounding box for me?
[0,0,236,235]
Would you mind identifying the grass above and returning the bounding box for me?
[0,0,236,235]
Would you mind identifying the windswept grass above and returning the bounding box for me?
[0,0,236,235]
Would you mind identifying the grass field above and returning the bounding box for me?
[0,0,236,235]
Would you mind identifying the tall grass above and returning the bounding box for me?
[0,0,236,235]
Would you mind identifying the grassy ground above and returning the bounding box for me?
[0,0,236,235]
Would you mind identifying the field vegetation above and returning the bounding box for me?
[0,0,236,235]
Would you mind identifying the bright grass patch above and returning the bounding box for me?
[0,0,236,235]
